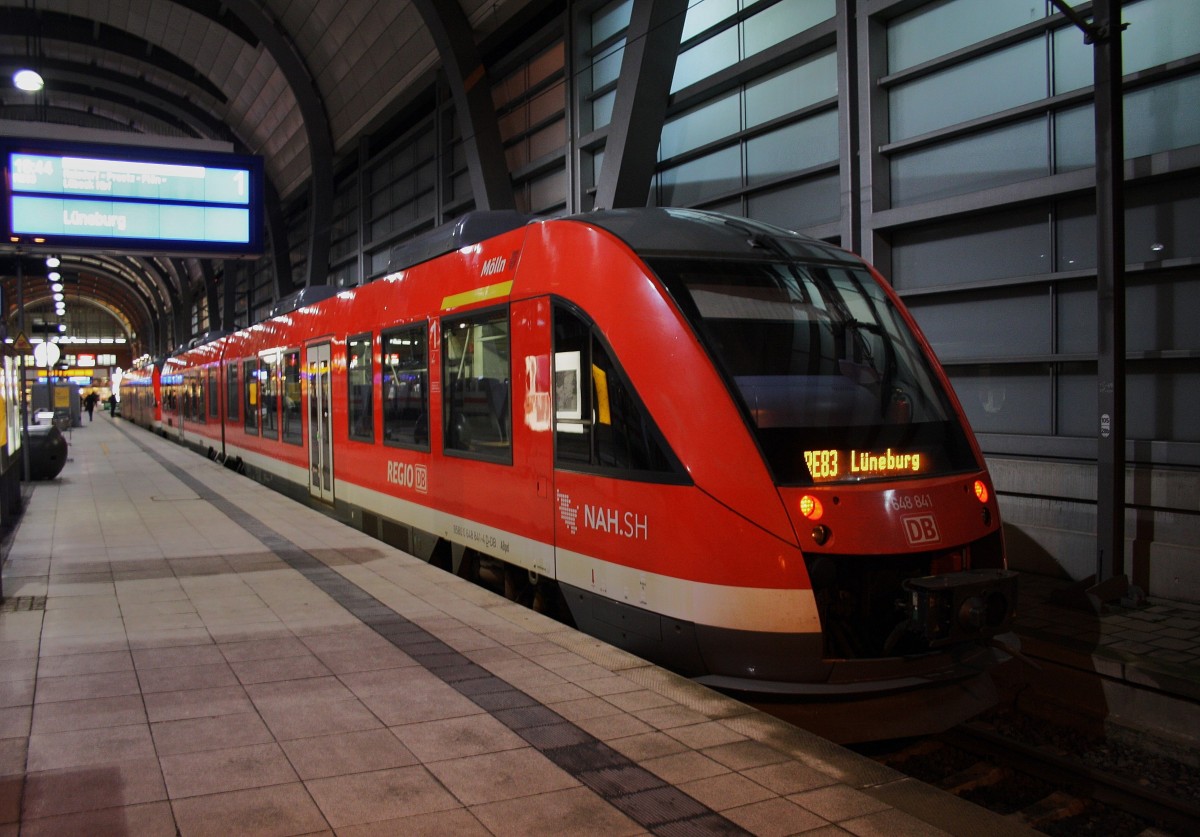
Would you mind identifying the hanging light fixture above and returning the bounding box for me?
[12,68,44,92]
[13,1,45,93]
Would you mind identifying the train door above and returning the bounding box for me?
[307,342,334,502]
[515,298,556,579]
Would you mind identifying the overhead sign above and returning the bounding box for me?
[2,139,264,256]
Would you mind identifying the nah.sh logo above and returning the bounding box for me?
[557,491,579,534]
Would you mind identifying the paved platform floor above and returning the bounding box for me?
[0,412,1042,836]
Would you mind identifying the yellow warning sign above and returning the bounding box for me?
[12,332,31,352]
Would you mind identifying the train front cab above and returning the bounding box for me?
[120,359,163,431]
[545,210,1018,696]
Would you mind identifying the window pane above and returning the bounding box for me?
[747,173,840,229]
[744,109,840,187]
[682,0,737,41]
[554,307,592,465]
[262,353,280,441]
[243,359,257,435]
[657,146,741,206]
[592,0,632,44]
[742,0,835,59]
[283,350,302,445]
[1127,176,1200,264]
[591,89,616,132]
[660,92,740,159]
[672,26,738,92]
[1053,23,1092,94]
[1127,275,1200,353]
[382,325,429,449]
[892,118,1049,205]
[443,309,510,461]
[889,39,1046,140]
[207,370,218,419]
[1056,281,1096,354]
[1129,366,1200,441]
[948,368,1051,435]
[908,292,1051,361]
[348,333,374,441]
[747,111,838,186]
[553,304,679,477]
[592,42,624,89]
[1125,73,1200,159]
[1054,104,1093,172]
[226,363,239,422]
[745,51,837,128]
[1123,0,1200,74]
[891,208,1051,288]
[1056,364,1094,436]
[591,335,676,473]
[888,0,1048,72]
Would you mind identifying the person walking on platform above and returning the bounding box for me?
[107,393,117,416]
[84,391,99,422]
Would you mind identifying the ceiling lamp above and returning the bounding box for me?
[13,69,44,92]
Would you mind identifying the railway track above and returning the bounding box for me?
[861,719,1200,835]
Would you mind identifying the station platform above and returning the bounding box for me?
[0,413,1181,837]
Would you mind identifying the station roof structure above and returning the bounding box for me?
[0,0,548,354]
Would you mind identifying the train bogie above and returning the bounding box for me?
[149,208,1017,696]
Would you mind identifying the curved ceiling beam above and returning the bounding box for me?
[65,255,164,309]
[412,0,515,211]
[17,291,136,341]
[0,8,228,103]
[214,1,333,290]
[62,254,171,353]
[2,270,148,347]
[0,101,133,133]
[57,261,158,333]
[0,57,237,142]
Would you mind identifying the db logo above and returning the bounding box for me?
[902,514,941,546]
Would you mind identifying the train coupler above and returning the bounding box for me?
[904,569,1019,648]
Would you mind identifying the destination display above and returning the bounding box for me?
[804,447,926,482]
[2,139,263,255]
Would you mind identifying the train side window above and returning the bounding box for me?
[243,359,258,435]
[348,333,374,442]
[208,369,219,420]
[282,349,302,445]
[226,363,240,423]
[553,304,684,480]
[382,324,428,450]
[195,372,206,424]
[442,308,510,463]
[262,352,280,441]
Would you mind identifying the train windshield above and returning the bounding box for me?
[650,257,977,485]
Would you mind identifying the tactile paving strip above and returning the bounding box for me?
[123,427,751,835]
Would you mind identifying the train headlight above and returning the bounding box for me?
[973,480,989,503]
[798,495,823,520]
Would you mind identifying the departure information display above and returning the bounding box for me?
[804,447,926,482]
[2,139,263,255]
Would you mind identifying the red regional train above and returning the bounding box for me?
[128,208,1018,695]
[119,357,163,429]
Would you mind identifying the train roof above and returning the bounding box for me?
[566,208,861,265]
[267,285,341,319]
[388,210,532,273]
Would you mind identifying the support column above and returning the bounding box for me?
[594,0,689,210]
[413,0,515,210]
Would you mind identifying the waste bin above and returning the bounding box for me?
[23,424,68,480]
